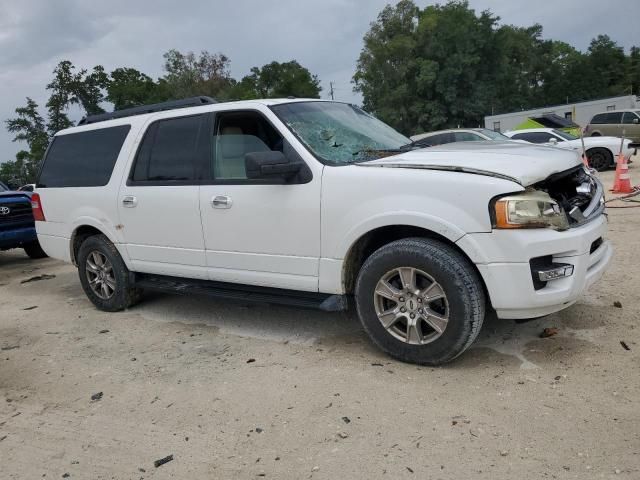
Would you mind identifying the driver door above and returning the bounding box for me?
[198,108,322,292]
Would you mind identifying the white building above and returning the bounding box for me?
[484,95,639,132]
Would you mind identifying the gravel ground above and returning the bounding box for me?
[1,166,638,479]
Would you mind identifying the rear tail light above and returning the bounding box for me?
[31,192,46,221]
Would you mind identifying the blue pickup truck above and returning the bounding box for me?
[0,180,47,258]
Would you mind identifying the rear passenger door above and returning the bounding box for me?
[117,114,209,279]
[602,112,623,137]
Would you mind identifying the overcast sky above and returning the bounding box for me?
[1,0,638,162]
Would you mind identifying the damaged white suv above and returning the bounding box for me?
[34,98,612,365]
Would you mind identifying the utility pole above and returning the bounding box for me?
[329,82,335,101]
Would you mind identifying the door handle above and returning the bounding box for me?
[122,195,138,208]
[212,195,233,209]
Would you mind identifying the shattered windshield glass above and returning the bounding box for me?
[271,102,413,164]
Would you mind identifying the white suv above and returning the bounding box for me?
[33,97,612,365]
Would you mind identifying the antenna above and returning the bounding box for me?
[329,81,335,101]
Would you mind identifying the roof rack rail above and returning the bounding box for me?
[78,96,217,125]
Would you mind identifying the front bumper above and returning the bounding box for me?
[0,225,37,250]
[458,214,612,319]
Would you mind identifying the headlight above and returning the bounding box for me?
[493,190,569,230]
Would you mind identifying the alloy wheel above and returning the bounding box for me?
[85,251,116,300]
[373,267,449,345]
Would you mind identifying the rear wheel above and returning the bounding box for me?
[354,237,485,366]
[23,240,47,259]
[77,234,142,312]
[587,147,613,171]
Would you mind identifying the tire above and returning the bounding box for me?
[354,237,485,366]
[23,240,48,259]
[77,234,142,312]
[590,132,601,137]
[587,147,613,171]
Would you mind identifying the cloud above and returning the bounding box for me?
[1,0,638,161]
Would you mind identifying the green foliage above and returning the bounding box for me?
[231,61,322,100]
[4,98,49,184]
[107,68,171,110]
[354,0,640,135]
[161,49,235,99]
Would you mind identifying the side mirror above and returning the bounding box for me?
[245,151,302,181]
[633,118,639,124]
[548,138,558,145]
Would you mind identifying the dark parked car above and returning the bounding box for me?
[0,180,47,258]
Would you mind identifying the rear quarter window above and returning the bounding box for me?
[38,125,130,188]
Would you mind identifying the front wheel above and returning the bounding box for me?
[354,237,485,365]
[77,234,142,312]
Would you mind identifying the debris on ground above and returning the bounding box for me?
[341,416,351,424]
[540,327,559,338]
[500,450,509,456]
[311,466,320,472]
[620,341,631,351]
[1,345,19,351]
[255,427,263,433]
[90,392,103,401]
[246,358,256,363]
[371,363,384,366]
[613,301,622,308]
[98,329,109,334]
[406,467,414,473]
[22,306,38,311]
[20,274,56,284]
[62,474,70,478]
[153,454,174,468]
[338,432,349,439]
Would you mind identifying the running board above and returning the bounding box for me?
[134,274,349,312]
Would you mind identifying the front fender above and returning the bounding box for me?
[336,212,467,261]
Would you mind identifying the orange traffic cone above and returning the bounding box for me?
[611,152,634,194]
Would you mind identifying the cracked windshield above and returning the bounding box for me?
[272,101,413,164]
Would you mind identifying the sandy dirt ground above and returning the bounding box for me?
[1,167,639,479]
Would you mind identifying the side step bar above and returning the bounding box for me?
[134,274,349,312]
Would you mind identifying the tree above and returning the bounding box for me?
[107,68,171,110]
[354,1,640,133]
[629,46,640,95]
[353,0,420,133]
[4,98,49,183]
[232,60,322,99]
[161,49,235,99]
[587,35,627,97]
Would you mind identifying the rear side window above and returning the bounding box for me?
[131,115,206,183]
[453,132,480,142]
[38,125,130,188]
[419,133,452,146]
[590,114,607,124]
[510,132,555,144]
[604,112,622,124]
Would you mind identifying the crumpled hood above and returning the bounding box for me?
[357,141,582,186]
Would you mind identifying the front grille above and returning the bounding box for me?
[0,200,34,229]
